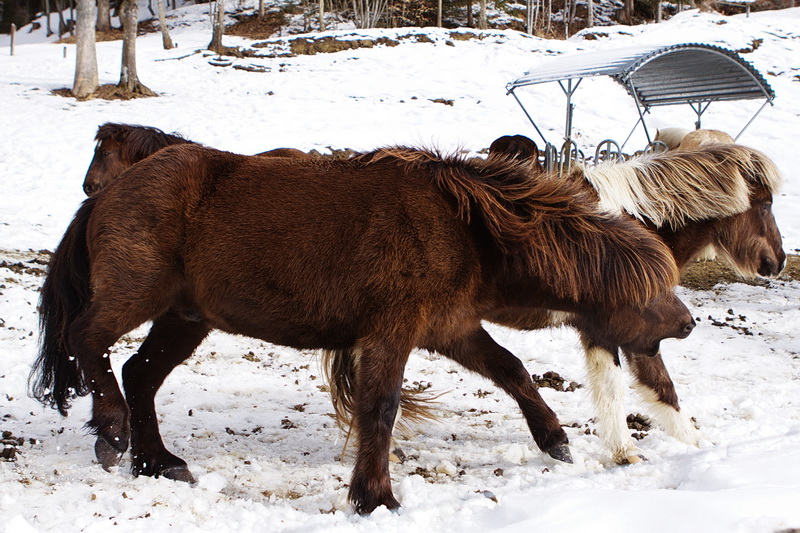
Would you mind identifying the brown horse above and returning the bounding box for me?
[32,143,694,514]
[488,134,540,164]
[473,135,783,464]
[654,127,735,151]
[82,123,310,196]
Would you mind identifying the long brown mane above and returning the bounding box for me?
[360,147,678,307]
[94,123,192,162]
[585,144,782,229]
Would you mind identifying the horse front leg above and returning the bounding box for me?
[581,340,643,465]
[348,337,411,515]
[122,312,210,483]
[67,306,131,470]
[431,328,571,463]
[623,350,701,446]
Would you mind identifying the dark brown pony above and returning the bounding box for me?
[82,123,310,196]
[488,134,540,164]
[475,135,783,463]
[32,144,694,514]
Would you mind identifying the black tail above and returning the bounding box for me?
[30,197,97,415]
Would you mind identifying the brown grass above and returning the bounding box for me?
[680,254,800,290]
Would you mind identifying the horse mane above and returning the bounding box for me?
[95,123,193,163]
[584,144,782,229]
[358,147,678,307]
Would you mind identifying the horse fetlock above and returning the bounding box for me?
[349,485,400,515]
[131,450,193,482]
[660,413,702,446]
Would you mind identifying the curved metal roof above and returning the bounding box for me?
[507,43,774,107]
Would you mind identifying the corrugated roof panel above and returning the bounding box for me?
[507,43,774,107]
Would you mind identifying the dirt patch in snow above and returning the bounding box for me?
[680,254,800,290]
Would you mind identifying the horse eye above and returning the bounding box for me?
[102,151,111,157]
[761,202,772,214]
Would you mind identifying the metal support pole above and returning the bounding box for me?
[557,78,582,145]
[620,116,643,150]
[734,98,773,141]
[689,101,711,130]
[508,88,550,146]
[625,80,653,145]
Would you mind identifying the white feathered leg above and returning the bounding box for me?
[584,344,643,465]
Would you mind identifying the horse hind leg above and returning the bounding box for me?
[429,328,572,463]
[624,350,701,446]
[70,264,184,470]
[582,341,644,465]
[348,335,413,515]
[122,312,210,483]
[67,304,143,470]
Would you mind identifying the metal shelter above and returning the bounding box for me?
[505,43,775,164]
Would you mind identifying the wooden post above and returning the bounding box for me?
[10,24,15,56]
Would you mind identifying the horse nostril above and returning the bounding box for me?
[759,257,778,277]
[683,318,696,335]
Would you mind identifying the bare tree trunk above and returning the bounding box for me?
[208,0,225,52]
[319,0,325,30]
[55,0,66,38]
[73,0,98,98]
[467,0,473,27]
[157,0,174,48]
[97,0,111,31]
[623,0,633,23]
[258,0,265,20]
[45,0,53,36]
[478,0,487,29]
[10,24,15,55]
[352,0,388,28]
[119,0,155,95]
[587,0,593,27]
[656,0,662,21]
[525,0,532,33]
[437,0,442,26]
[546,0,551,33]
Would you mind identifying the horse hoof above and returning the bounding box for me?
[161,465,196,484]
[545,443,573,464]
[619,454,647,465]
[95,436,124,471]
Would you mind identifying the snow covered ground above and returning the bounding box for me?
[1,4,799,532]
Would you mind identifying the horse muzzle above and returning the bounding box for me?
[759,250,786,277]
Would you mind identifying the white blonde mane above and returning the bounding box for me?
[584,144,781,229]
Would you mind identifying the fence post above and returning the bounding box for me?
[10,23,15,56]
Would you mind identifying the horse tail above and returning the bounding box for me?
[322,348,439,443]
[30,197,96,416]
[322,348,359,434]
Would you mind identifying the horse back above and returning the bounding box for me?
[87,144,485,348]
